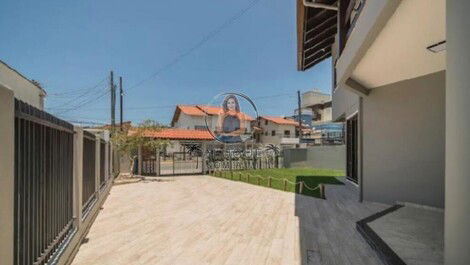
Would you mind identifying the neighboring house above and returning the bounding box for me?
[253,116,300,147]
[141,128,214,155]
[303,122,344,145]
[291,90,341,145]
[290,108,314,128]
[0,60,47,109]
[301,90,332,123]
[171,104,253,133]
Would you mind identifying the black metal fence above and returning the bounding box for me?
[141,158,157,175]
[100,140,106,186]
[82,131,96,214]
[14,100,75,265]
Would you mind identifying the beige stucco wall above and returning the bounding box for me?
[0,61,46,110]
[173,113,207,130]
[362,71,445,208]
[301,90,330,108]
[331,0,401,121]
[445,1,470,263]
[0,84,14,265]
[332,85,359,121]
[320,105,332,122]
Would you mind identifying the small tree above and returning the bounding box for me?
[111,119,168,175]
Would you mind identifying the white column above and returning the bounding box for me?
[0,85,14,265]
[73,126,84,227]
[446,1,470,264]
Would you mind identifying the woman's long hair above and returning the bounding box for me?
[222,94,240,112]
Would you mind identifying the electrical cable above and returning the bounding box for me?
[127,0,263,92]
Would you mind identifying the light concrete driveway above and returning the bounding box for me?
[71,175,387,265]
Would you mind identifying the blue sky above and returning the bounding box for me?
[0,0,331,125]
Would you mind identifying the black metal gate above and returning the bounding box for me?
[142,158,157,175]
[159,143,203,176]
[14,100,75,265]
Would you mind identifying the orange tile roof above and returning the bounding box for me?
[171,105,255,127]
[261,116,299,126]
[177,105,206,116]
[196,105,254,121]
[139,128,215,140]
[196,105,222,115]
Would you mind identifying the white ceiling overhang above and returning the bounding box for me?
[351,0,446,89]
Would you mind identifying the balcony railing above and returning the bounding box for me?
[339,0,365,54]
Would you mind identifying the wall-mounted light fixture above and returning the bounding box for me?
[427,40,446,53]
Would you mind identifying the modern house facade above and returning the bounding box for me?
[298,0,470,263]
[298,0,445,207]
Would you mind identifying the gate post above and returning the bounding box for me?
[95,134,101,192]
[156,147,160,176]
[73,126,84,229]
[172,153,175,174]
[0,85,14,265]
[137,144,142,176]
[103,130,110,181]
[201,142,207,174]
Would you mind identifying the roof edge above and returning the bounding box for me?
[0,59,47,95]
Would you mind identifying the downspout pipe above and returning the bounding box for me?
[303,0,338,11]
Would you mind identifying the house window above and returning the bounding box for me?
[284,130,290,137]
[265,120,268,125]
[194,125,207,131]
[272,130,276,136]
[295,130,300,137]
[264,131,268,136]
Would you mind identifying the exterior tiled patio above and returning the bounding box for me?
[71,175,388,265]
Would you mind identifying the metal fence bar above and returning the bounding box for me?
[100,140,105,186]
[14,100,75,265]
[82,137,96,213]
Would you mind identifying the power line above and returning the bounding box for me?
[252,93,295,100]
[67,120,107,126]
[46,77,107,96]
[53,89,110,115]
[127,0,263,92]
[50,92,294,111]
[47,79,108,110]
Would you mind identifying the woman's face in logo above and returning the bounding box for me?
[227,97,237,111]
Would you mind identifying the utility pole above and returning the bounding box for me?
[110,71,116,130]
[119,76,123,131]
[297,90,302,142]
